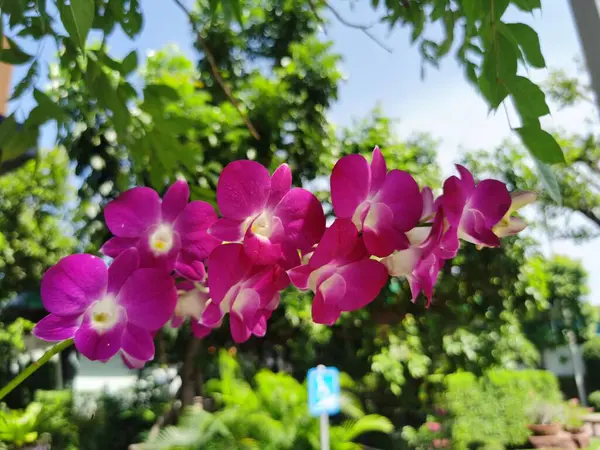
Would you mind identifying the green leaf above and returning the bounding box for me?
[515,126,565,164]
[534,158,561,204]
[483,0,510,18]
[0,115,39,163]
[33,89,69,122]
[0,115,20,162]
[10,62,39,100]
[58,0,95,48]
[505,23,546,68]
[94,73,131,134]
[512,0,541,12]
[121,50,138,75]
[506,76,550,118]
[462,0,482,27]
[0,38,33,65]
[144,84,180,102]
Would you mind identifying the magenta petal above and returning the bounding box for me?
[362,202,409,257]
[200,301,224,328]
[456,164,476,191]
[34,314,81,341]
[191,321,212,338]
[162,180,190,224]
[469,179,511,227]
[208,218,245,242]
[439,227,460,259]
[243,232,283,266]
[232,288,260,325]
[175,201,219,241]
[280,242,301,270]
[118,268,177,330]
[121,351,146,369]
[311,291,341,325]
[410,253,444,306]
[171,315,185,328]
[421,187,435,220]
[288,264,313,290]
[217,160,271,220]
[442,176,468,226]
[121,324,155,361]
[309,219,360,268]
[176,252,207,281]
[207,244,252,303]
[252,314,268,337]
[230,314,252,343]
[267,163,292,209]
[101,237,139,258]
[74,314,125,361]
[374,169,422,231]
[104,187,161,238]
[460,209,501,247]
[41,254,107,316]
[107,248,139,295]
[274,188,326,253]
[337,259,388,311]
[370,146,387,195]
[331,154,370,219]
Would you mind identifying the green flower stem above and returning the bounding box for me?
[0,339,74,401]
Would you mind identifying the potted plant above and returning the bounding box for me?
[527,399,564,435]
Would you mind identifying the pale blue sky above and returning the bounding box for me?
[9,0,600,302]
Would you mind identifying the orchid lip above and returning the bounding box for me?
[149,224,175,255]
[89,295,121,334]
[250,211,273,239]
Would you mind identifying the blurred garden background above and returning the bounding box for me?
[1,0,600,448]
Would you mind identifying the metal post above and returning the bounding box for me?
[320,412,330,450]
[568,0,600,119]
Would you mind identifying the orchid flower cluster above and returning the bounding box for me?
[32,147,536,369]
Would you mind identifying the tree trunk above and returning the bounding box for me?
[180,338,201,406]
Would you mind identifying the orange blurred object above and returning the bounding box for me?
[0,37,13,116]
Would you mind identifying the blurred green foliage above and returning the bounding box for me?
[0,149,76,303]
[142,350,392,450]
[589,390,600,411]
[583,337,600,394]
[0,0,565,195]
[403,370,562,450]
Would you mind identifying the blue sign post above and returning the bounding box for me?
[308,365,340,450]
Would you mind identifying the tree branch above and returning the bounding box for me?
[310,0,393,53]
[172,0,260,140]
[579,207,600,228]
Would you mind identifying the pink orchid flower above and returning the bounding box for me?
[382,206,446,305]
[289,219,388,325]
[330,147,423,257]
[209,161,325,268]
[33,249,177,364]
[203,243,289,343]
[441,165,511,249]
[102,180,221,281]
[493,190,537,238]
[173,281,215,339]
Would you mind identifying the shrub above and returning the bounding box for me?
[435,369,562,450]
[583,337,600,393]
[34,390,78,449]
[143,350,393,450]
[589,391,600,410]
